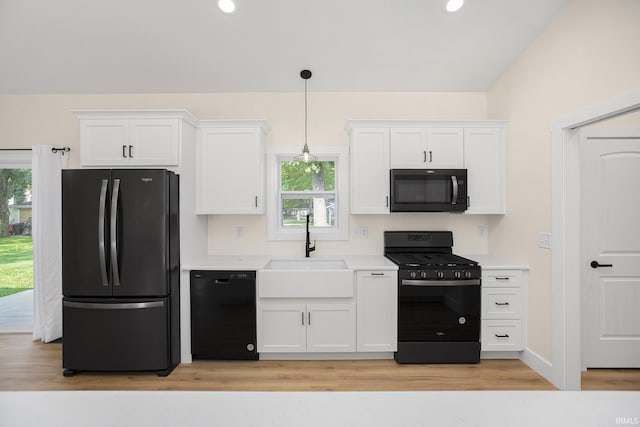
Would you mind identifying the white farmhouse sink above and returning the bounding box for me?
[258,258,353,298]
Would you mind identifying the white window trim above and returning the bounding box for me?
[0,150,32,168]
[266,145,349,241]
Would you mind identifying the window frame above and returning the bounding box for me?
[266,145,349,241]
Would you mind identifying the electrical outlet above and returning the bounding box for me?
[236,226,244,238]
[478,225,487,237]
[538,232,551,249]
[353,226,368,238]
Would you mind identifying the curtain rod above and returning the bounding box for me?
[0,146,71,155]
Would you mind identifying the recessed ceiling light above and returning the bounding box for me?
[218,0,236,14]
[444,0,464,13]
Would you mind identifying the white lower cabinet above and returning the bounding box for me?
[257,303,356,353]
[481,269,526,352]
[356,271,397,352]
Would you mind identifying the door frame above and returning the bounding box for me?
[551,89,640,390]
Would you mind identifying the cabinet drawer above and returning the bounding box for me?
[482,270,522,287]
[481,319,522,351]
[482,288,521,319]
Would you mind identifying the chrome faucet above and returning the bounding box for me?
[305,214,315,257]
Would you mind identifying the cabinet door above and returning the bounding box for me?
[80,119,180,167]
[80,120,130,166]
[427,128,464,168]
[197,127,264,214]
[356,271,397,352]
[389,128,427,168]
[257,304,306,353]
[306,304,356,352]
[350,128,390,214]
[464,128,505,214]
[129,119,180,166]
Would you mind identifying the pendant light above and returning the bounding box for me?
[294,69,317,163]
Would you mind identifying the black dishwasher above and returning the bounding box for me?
[190,270,258,360]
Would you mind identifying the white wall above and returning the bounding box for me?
[0,91,492,257]
[487,0,640,362]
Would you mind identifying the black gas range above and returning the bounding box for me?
[384,231,481,364]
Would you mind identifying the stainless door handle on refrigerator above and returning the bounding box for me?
[110,178,121,286]
[63,301,164,310]
[98,179,109,287]
[451,176,459,205]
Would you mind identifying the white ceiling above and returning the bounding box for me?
[0,0,566,94]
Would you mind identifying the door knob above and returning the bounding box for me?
[590,261,613,269]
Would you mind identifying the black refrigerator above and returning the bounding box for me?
[61,169,180,377]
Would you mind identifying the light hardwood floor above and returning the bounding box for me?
[1,334,637,391]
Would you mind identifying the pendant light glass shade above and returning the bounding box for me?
[294,69,316,162]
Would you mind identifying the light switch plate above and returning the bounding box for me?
[538,232,551,249]
[353,226,368,238]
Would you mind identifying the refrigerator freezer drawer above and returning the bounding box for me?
[63,298,170,373]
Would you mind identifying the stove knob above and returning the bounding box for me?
[420,271,428,279]
[410,271,417,279]
[454,271,461,279]
[465,271,472,279]
[437,271,444,279]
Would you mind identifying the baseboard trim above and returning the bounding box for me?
[260,352,395,361]
[520,348,554,385]
[481,351,521,359]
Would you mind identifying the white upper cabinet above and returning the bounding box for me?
[390,127,463,169]
[73,110,196,167]
[196,120,269,215]
[349,127,390,214]
[348,120,506,215]
[464,128,505,214]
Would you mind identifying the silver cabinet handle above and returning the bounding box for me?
[495,333,510,338]
[429,150,433,163]
[308,312,311,325]
[451,175,459,205]
[110,179,121,286]
[386,196,389,208]
[122,145,127,158]
[255,196,258,208]
[128,145,133,158]
[371,272,385,276]
[496,277,510,281]
[495,302,510,306]
[302,312,304,325]
[98,179,109,287]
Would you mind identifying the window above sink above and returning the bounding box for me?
[266,146,349,241]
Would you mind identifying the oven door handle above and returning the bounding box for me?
[401,279,480,287]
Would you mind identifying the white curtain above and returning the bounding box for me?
[32,145,68,343]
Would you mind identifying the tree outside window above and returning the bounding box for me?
[280,160,336,228]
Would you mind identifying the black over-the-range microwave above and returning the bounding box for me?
[390,169,468,212]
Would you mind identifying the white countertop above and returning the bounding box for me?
[184,254,526,271]
[183,255,398,271]
[463,254,530,270]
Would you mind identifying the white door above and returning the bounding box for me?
[257,304,306,353]
[389,128,428,168]
[306,304,356,352]
[350,128,390,214]
[581,127,640,368]
[426,128,464,168]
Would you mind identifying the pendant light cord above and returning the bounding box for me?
[304,78,308,147]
